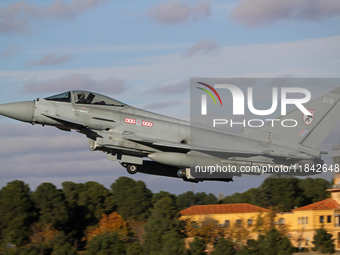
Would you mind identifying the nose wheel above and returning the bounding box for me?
[126,164,138,174]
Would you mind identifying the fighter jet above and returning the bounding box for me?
[0,88,339,182]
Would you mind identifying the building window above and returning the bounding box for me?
[305,238,309,246]
[301,216,308,224]
[279,218,285,225]
[236,219,242,226]
[224,220,230,227]
[320,216,324,224]
[298,217,301,224]
[327,215,332,223]
[247,219,253,226]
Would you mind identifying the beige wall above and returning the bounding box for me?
[182,208,339,250]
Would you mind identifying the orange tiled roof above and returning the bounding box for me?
[292,198,340,211]
[180,203,269,216]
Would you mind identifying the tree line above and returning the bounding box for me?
[0,176,332,254]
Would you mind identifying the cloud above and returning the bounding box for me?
[1,36,339,85]
[230,0,340,27]
[28,53,72,66]
[1,45,20,58]
[0,123,120,189]
[181,40,220,57]
[149,0,211,25]
[22,74,127,94]
[0,125,85,156]
[0,0,108,34]
[149,80,189,95]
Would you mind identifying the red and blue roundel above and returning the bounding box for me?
[136,119,142,126]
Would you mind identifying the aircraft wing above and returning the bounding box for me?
[42,113,101,139]
[126,137,262,158]
[42,113,86,129]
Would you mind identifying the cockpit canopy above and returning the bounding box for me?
[44,91,126,106]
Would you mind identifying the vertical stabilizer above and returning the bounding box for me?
[243,87,340,150]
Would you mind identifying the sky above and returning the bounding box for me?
[0,0,340,196]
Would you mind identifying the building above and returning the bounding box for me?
[287,144,340,249]
[180,203,269,229]
[180,145,340,251]
[180,203,271,248]
[180,185,340,251]
[286,198,340,249]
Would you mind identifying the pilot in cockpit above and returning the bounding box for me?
[77,93,87,104]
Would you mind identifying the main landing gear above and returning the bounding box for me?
[121,163,138,174]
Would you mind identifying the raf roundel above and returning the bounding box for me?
[136,119,142,126]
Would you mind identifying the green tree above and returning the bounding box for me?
[236,239,261,255]
[85,231,126,255]
[257,228,293,255]
[221,188,257,204]
[111,177,152,221]
[2,244,40,255]
[176,191,218,211]
[253,178,306,211]
[62,181,115,243]
[52,232,78,255]
[300,178,330,204]
[0,180,36,246]
[32,183,69,229]
[176,191,195,210]
[221,177,330,211]
[189,237,207,255]
[78,182,116,222]
[152,191,176,205]
[194,192,218,205]
[143,197,184,255]
[312,227,335,254]
[211,237,236,255]
[161,229,187,255]
[126,241,143,255]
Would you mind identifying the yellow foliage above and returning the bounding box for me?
[85,211,130,242]
[30,223,60,244]
[253,207,289,237]
[184,208,289,249]
[184,216,224,244]
[224,218,251,248]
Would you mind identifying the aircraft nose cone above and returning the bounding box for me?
[0,101,35,123]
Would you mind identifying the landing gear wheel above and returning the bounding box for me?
[126,164,138,174]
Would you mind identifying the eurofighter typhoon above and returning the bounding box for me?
[1,87,340,182]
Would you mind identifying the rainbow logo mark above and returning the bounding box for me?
[196,82,222,115]
[196,82,223,106]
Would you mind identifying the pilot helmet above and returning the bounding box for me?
[78,92,85,99]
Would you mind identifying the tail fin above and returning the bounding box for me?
[243,87,340,150]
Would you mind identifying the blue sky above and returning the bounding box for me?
[0,0,340,195]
